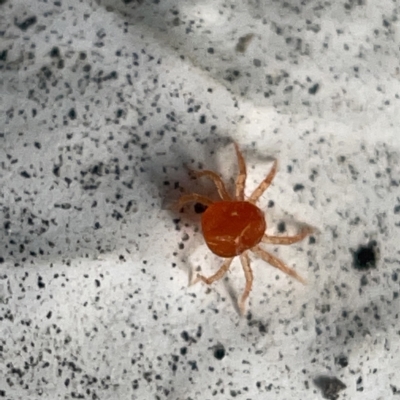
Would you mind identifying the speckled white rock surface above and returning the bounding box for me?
[1,0,400,399]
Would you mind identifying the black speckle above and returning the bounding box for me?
[308,83,320,95]
[112,210,123,220]
[314,376,346,400]
[335,355,348,368]
[181,331,190,342]
[0,50,7,61]
[103,70,118,81]
[68,108,77,120]
[360,274,368,286]
[194,203,208,214]
[96,29,106,39]
[356,376,363,391]
[38,276,45,289]
[207,47,214,54]
[258,321,268,334]
[236,33,254,53]
[125,200,137,213]
[224,69,241,82]
[180,347,187,356]
[196,325,202,339]
[391,385,400,395]
[34,141,41,149]
[293,183,304,191]
[15,16,37,31]
[199,115,206,124]
[91,164,103,176]
[213,344,225,360]
[40,65,52,79]
[253,58,261,67]
[94,279,100,288]
[352,242,377,270]
[277,221,286,233]
[394,204,400,214]
[20,171,31,178]
[50,46,60,58]
[188,360,198,371]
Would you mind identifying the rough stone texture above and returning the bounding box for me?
[1,0,400,399]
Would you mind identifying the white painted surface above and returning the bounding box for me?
[1,0,399,399]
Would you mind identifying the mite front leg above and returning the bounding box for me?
[233,142,247,201]
[177,193,214,210]
[187,168,232,201]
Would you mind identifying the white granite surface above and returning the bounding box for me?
[1,0,400,399]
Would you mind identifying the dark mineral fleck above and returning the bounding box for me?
[314,376,346,400]
[352,242,377,270]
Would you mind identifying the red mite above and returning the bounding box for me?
[178,142,312,313]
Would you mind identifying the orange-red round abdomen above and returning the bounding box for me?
[201,201,266,258]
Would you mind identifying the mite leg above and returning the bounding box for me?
[176,193,214,210]
[187,168,232,201]
[233,142,247,201]
[262,226,313,245]
[239,251,253,314]
[252,245,306,284]
[248,160,278,204]
[192,258,234,285]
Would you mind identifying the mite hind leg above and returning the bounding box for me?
[192,258,234,286]
[252,245,306,284]
[239,251,253,314]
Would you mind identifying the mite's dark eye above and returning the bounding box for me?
[194,203,208,214]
